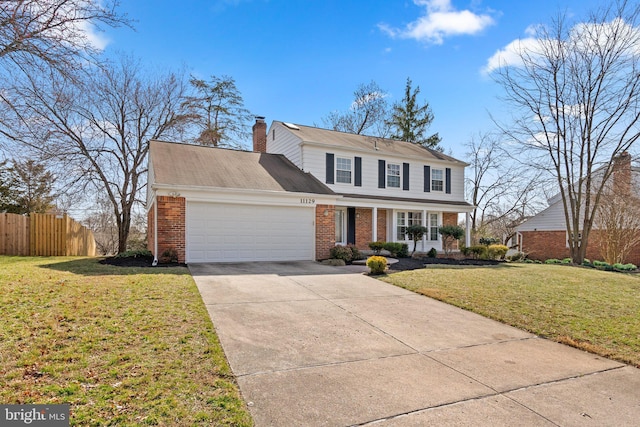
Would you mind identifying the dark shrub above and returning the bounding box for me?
[330,245,354,263]
[384,242,409,258]
[368,241,385,255]
[479,236,500,245]
[427,247,438,258]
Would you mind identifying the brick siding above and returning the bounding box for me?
[151,196,186,263]
[355,208,372,250]
[522,229,640,265]
[377,209,387,242]
[315,204,335,260]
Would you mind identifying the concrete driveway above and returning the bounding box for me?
[189,261,640,426]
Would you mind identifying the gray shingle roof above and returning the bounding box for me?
[149,140,334,195]
[274,121,467,165]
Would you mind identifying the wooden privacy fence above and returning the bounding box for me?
[0,213,96,256]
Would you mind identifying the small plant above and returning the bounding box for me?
[368,241,385,255]
[583,258,592,267]
[438,225,465,256]
[614,263,637,271]
[593,260,614,271]
[427,247,438,258]
[330,245,356,263]
[468,245,487,259]
[115,249,152,258]
[479,236,500,246]
[159,247,178,263]
[406,224,428,255]
[366,256,387,275]
[347,244,363,260]
[545,258,562,264]
[486,244,508,260]
[561,258,572,264]
[384,242,409,258]
[506,251,524,262]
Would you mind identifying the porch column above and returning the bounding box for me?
[465,212,471,247]
[372,206,378,242]
[422,209,427,252]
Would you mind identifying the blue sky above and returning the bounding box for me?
[101,0,604,158]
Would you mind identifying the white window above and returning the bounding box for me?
[432,169,444,192]
[387,163,401,188]
[335,208,346,245]
[336,157,352,184]
[397,211,422,240]
[429,213,439,241]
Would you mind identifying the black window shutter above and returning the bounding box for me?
[424,166,431,192]
[354,157,362,187]
[326,153,334,184]
[445,168,451,194]
[402,163,410,191]
[378,160,386,188]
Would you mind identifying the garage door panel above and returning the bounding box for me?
[186,202,314,263]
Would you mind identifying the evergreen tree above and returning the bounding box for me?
[5,159,56,214]
[387,77,441,150]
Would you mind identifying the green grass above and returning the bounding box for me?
[0,256,253,426]
[381,263,640,367]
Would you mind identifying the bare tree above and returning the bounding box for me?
[322,81,390,136]
[465,132,543,243]
[1,54,191,252]
[595,160,640,264]
[0,0,129,74]
[491,1,640,263]
[182,75,252,148]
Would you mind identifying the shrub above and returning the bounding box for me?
[115,249,152,258]
[468,245,487,259]
[486,244,508,260]
[427,247,438,258]
[614,263,637,272]
[438,225,465,256]
[366,256,387,275]
[545,258,562,264]
[368,241,385,255]
[347,244,363,260]
[593,260,614,271]
[479,236,500,246]
[158,247,178,263]
[506,251,524,262]
[330,245,354,263]
[384,242,408,258]
[561,258,572,264]
[406,224,428,255]
[460,245,471,257]
[583,258,592,267]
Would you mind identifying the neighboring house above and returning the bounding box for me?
[147,118,473,263]
[516,152,640,264]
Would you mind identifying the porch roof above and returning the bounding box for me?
[337,193,473,209]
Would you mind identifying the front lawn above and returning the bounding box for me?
[381,263,640,367]
[0,256,252,426]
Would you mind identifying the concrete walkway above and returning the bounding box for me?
[189,261,640,427]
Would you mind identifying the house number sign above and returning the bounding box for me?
[300,198,315,204]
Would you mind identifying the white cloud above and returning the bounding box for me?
[379,0,495,45]
[482,18,640,75]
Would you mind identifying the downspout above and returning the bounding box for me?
[152,191,158,266]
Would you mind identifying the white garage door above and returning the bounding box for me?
[186,202,315,263]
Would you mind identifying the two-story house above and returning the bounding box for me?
[147,118,473,263]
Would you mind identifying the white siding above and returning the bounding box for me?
[301,145,467,203]
[518,201,567,231]
[267,122,303,168]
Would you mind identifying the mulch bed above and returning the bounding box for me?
[100,254,499,271]
[389,257,501,271]
[99,255,186,268]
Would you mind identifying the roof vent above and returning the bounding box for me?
[283,122,300,130]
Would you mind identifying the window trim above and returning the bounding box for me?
[335,156,352,184]
[431,168,444,192]
[396,211,423,241]
[387,163,401,188]
[335,208,347,245]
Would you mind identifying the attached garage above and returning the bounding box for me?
[186,202,315,263]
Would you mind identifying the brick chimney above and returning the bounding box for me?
[252,116,267,153]
[613,151,632,196]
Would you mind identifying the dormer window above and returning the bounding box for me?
[387,163,401,188]
[336,157,352,184]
